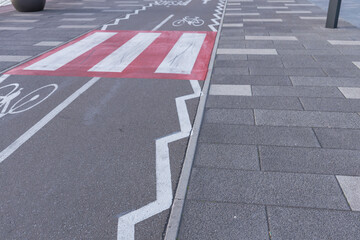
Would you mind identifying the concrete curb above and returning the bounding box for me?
[163,1,227,239]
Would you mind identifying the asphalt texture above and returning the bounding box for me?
[0,0,222,239]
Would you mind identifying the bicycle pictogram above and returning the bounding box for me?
[0,83,58,119]
[172,16,205,27]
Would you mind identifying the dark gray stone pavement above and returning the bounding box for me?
[179,0,360,239]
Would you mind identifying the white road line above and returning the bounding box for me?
[152,14,174,31]
[0,0,11,6]
[117,80,201,240]
[208,0,225,32]
[354,62,360,69]
[0,74,10,84]
[156,33,206,74]
[0,77,100,163]
[25,32,117,71]
[101,3,154,30]
[89,32,160,73]
[177,80,202,132]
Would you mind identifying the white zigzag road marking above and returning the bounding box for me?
[208,0,225,32]
[116,80,201,240]
[101,3,154,30]
[99,5,203,239]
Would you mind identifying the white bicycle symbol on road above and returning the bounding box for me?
[172,16,205,27]
[0,83,58,119]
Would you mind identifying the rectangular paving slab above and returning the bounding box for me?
[206,96,303,110]
[179,200,269,240]
[187,167,349,210]
[260,146,360,175]
[199,124,321,147]
[204,108,254,125]
[300,97,360,112]
[268,206,360,239]
[194,143,259,170]
[254,109,360,128]
[252,86,344,98]
[314,128,360,150]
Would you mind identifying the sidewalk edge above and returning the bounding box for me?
[163,1,227,239]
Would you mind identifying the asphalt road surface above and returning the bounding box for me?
[0,0,223,239]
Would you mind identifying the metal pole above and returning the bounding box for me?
[326,0,342,28]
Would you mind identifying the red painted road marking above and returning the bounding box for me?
[7,30,217,80]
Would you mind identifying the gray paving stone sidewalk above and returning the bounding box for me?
[178,0,360,239]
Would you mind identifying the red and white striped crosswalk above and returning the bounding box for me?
[8,30,216,80]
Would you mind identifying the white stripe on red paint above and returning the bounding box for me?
[89,32,160,73]
[25,32,117,71]
[8,30,217,81]
[156,33,206,74]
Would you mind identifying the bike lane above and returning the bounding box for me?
[0,0,224,239]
